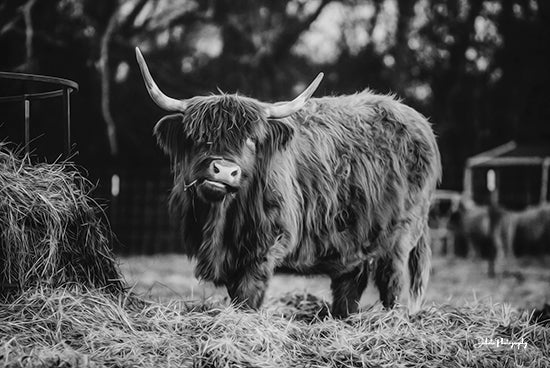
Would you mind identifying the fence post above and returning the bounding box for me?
[63,88,71,156]
[24,98,30,155]
[541,158,550,204]
[463,163,473,200]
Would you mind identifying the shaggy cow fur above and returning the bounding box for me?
[153,90,441,318]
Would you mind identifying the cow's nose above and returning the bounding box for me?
[209,160,242,185]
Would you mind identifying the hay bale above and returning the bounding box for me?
[0,144,123,295]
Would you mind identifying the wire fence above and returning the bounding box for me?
[92,165,183,255]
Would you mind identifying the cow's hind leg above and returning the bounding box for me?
[408,226,431,313]
[375,218,427,310]
[330,263,370,318]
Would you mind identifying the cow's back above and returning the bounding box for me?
[279,91,440,269]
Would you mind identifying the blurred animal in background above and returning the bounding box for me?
[428,190,461,257]
[446,198,497,276]
[136,47,441,318]
[489,202,550,267]
[446,196,550,278]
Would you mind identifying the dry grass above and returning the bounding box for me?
[1,285,549,368]
[0,144,123,295]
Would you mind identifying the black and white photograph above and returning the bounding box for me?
[1,0,549,367]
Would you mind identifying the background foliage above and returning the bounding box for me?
[1,0,549,189]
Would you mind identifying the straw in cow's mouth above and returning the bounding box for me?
[201,179,238,193]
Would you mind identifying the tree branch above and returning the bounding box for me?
[234,0,332,70]
[0,15,21,37]
[269,0,332,62]
[99,6,120,157]
[136,1,213,34]
[20,0,37,71]
[367,0,383,40]
[118,0,149,36]
[446,0,483,81]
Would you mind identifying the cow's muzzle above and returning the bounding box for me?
[197,160,241,202]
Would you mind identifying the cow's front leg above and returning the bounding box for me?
[330,263,370,318]
[225,260,274,309]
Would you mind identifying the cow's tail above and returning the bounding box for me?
[408,225,431,314]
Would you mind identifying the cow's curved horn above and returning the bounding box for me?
[264,72,324,118]
[135,47,189,112]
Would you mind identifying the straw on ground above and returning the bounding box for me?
[1,286,549,368]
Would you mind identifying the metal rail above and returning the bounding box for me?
[0,71,79,156]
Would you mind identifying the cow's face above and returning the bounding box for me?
[135,47,322,203]
[154,97,294,203]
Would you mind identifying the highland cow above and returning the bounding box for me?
[428,190,461,256]
[447,199,496,276]
[136,48,441,317]
[489,203,550,269]
[448,199,550,278]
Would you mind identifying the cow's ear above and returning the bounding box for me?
[265,119,295,151]
[153,113,187,157]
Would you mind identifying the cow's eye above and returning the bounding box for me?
[245,137,256,150]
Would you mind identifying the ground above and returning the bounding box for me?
[120,254,550,310]
[2,255,549,368]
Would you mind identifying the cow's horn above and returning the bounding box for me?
[135,47,189,112]
[264,72,324,118]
